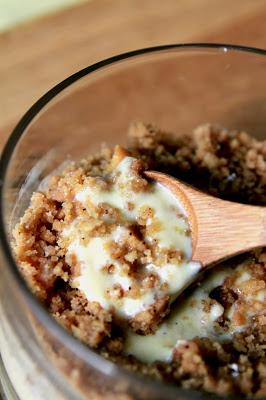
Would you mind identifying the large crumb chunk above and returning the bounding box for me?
[130,296,170,335]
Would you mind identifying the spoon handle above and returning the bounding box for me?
[173,181,266,267]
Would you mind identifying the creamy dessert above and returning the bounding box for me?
[62,154,200,333]
[13,122,266,397]
[126,258,266,363]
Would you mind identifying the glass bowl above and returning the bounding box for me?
[0,43,266,400]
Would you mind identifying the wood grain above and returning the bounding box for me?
[146,171,266,267]
[1,0,266,148]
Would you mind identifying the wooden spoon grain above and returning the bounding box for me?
[145,171,266,267]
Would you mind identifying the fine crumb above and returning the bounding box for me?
[13,122,266,397]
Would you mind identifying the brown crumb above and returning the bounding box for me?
[13,122,266,397]
[129,296,170,335]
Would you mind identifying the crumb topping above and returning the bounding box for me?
[13,122,266,397]
[59,155,200,332]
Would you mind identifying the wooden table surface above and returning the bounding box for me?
[1,0,266,148]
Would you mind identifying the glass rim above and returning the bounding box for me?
[1,42,265,397]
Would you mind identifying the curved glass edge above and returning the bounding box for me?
[0,43,265,398]
[0,354,20,400]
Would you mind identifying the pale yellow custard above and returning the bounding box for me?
[62,157,201,320]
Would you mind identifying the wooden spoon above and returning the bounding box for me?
[145,171,266,267]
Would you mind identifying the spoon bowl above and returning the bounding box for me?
[145,171,266,267]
